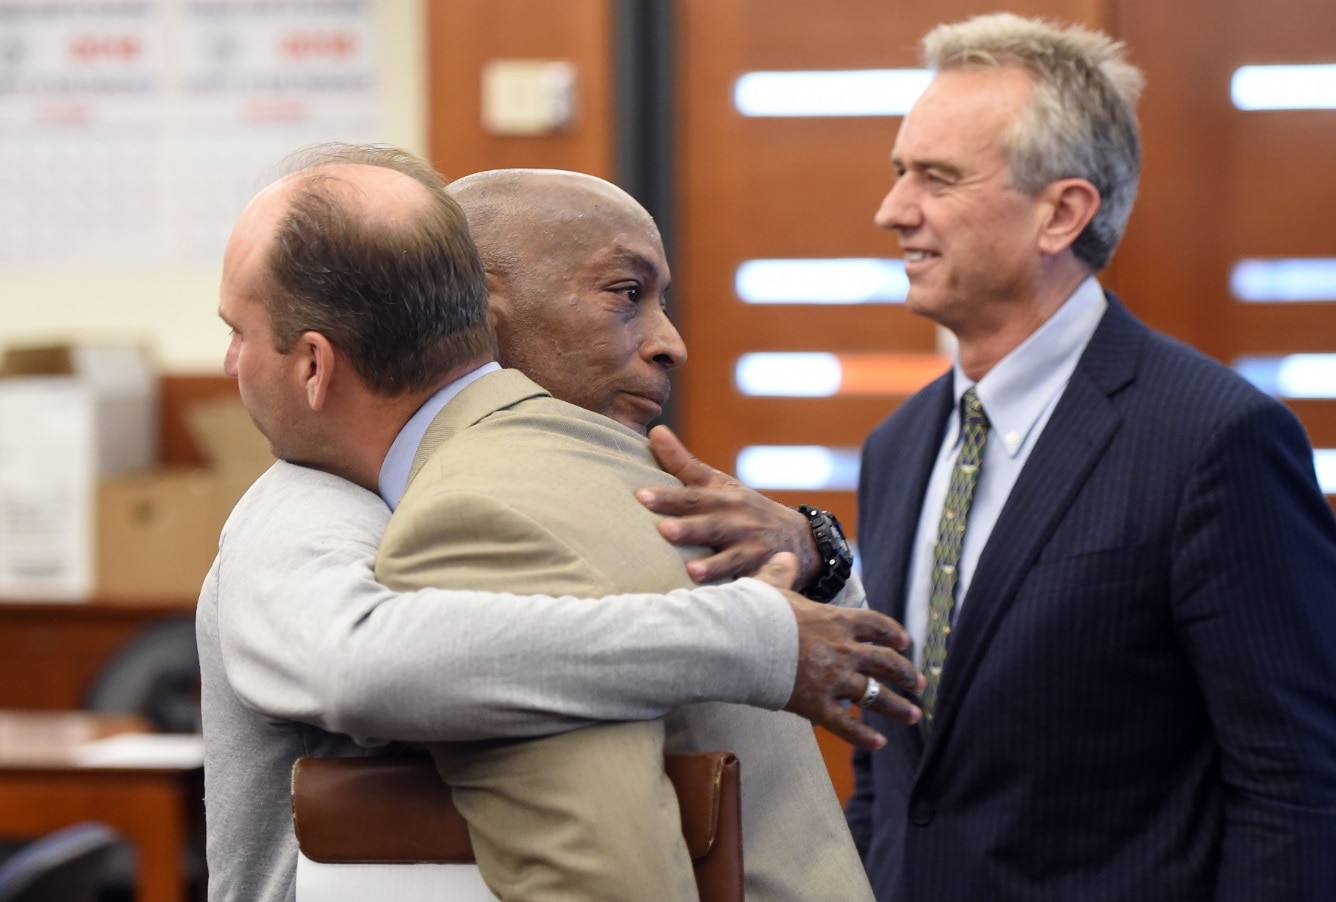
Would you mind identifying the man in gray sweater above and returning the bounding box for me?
[199,147,921,900]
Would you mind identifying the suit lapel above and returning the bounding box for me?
[860,376,953,761]
[407,368,549,487]
[920,297,1145,757]
[879,376,956,624]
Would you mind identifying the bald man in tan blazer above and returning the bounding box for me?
[376,368,872,901]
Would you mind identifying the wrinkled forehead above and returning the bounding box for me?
[893,65,1033,158]
[542,178,657,232]
[528,192,666,272]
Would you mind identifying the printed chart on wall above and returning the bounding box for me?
[0,0,383,266]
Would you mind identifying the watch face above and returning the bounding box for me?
[830,525,853,563]
[803,506,853,567]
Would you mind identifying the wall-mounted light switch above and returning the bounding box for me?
[481,59,578,135]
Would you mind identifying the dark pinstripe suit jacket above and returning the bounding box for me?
[847,295,1336,901]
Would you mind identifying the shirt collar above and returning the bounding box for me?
[378,361,501,509]
[949,276,1107,456]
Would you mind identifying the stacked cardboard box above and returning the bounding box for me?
[0,344,271,602]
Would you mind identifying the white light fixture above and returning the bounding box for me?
[734,69,932,117]
[1315,450,1336,495]
[735,258,908,304]
[736,446,860,491]
[736,353,842,397]
[1235,355,1336,399]
[1229,258,1336,303]
[1231,64,1336,111]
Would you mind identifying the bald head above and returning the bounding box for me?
[280,162,436,234]
[450,169,656,270]
[223,144,492,407]
[447,169,686,433]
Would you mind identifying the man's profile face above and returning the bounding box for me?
[495,212,686,434]
[218,184,311,462]
[872,65,1051,336]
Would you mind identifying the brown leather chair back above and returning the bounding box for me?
[292,750,742,902]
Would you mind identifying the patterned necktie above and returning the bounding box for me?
[920,387,989,731]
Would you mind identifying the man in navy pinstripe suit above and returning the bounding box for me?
[846,13,1336,900]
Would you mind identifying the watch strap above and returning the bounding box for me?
[798,505,853,602]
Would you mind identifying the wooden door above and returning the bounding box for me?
[1116,0,1336,473]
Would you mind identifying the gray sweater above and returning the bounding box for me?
[198,460,807,902]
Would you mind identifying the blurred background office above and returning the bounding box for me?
[0,1,1333,897]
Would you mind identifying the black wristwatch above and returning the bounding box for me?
[797,505,854,602]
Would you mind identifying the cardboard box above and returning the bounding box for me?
[96,469,227,602]
[0,345,271,602]
[0,344,158,475]
[0,379,96,598]
[0,344,158,600]
[96,397,273,603]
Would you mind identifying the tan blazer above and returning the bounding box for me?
[376,369,872,901]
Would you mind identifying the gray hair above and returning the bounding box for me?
[922,13,1145,270]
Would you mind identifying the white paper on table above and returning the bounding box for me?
[71,733,205,768]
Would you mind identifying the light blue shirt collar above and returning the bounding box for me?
[947,276,1108,458]
[904,276,1107,664]
[378,361,501,510]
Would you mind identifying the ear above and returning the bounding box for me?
[485,271,510,332]
[1036,178,1101,257]
[290,331,338,411]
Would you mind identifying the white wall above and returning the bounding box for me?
[0,1,425,374]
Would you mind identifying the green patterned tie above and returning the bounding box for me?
[920,387,989,731]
